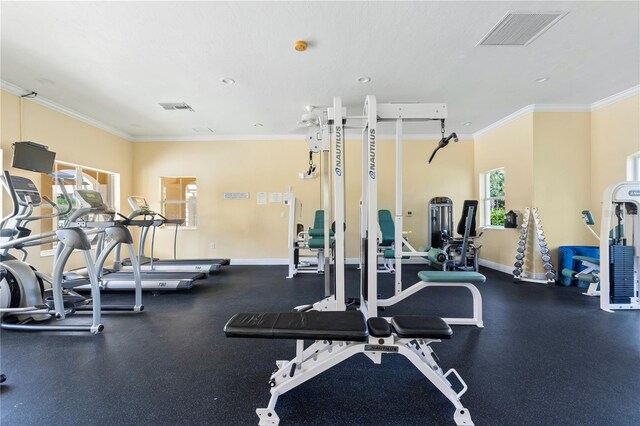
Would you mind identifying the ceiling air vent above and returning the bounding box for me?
[192,127,214,133]
[158,102,195,112]
[477,11,567,46]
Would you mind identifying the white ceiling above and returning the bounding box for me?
[1,1,638,140]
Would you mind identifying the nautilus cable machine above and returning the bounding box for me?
[224,96,478,425]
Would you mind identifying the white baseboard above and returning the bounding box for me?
[230,257,431,266]
[478,258,547,280]
[230,258,288,265]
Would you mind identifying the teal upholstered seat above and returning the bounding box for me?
[417,271,486,284]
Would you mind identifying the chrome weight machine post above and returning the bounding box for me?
[322,147,331,298]
[331,97,346,310]
[394,118,404,295]
[364,96,378,318]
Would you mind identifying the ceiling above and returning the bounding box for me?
[1,1,638,140]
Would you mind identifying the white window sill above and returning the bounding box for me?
[41,249,56,257]
[41,244,101,257]
[161,226,198,231]
[480,225,506,231]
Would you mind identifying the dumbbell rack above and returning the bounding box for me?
[513,207,556,284]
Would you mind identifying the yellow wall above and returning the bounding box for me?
[532,112,593,271]
[2,85,637,275]
[474,96,639,276]
[474,113,534,269]
[0,89,133,273]
[590,95,640,222]
[132,138,475,260]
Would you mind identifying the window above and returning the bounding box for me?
[40,161,119,253]
[481,168,505,227]
[160,177,197,228]
[628,152,640,181]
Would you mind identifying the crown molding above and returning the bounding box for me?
[590,85,640,111]
[129,134,305,142]
[533,104,591,112]
[474,84,639,139]
[130,133,474,142]
[473,104,535,138]
[4,79,637,144]
[1,80,132,140]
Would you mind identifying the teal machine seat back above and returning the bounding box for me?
[308,210,334,248]
[378,210,395,247]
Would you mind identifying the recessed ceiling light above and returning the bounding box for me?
[463,122,472,126]
[253,123,263,127]
[221,78,235,85]
[534,76,550,83]
[356,76,371,84]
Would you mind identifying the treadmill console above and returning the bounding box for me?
[76,189,109,210]
[128,196,151,212]
[9,176,41,206]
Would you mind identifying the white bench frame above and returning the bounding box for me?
[256,334,473,426]
[378,279,484,328]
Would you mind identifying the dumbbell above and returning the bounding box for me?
[545,271,556,280]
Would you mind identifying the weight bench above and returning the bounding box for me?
[225,310,474,425]
[378,271,485,327]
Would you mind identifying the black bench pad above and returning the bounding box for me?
[367,317,392,337]
[224,311,368,341]
[391,316,453,339]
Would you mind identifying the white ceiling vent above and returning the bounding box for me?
[477,11,568,46]
[192,127,214,133]
[158,102,195,112]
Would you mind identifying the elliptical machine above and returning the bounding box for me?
[0,167,104,333]
[0,142,143,333]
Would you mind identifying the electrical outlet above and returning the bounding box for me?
[210,242,216,250]
[407,211,413,217]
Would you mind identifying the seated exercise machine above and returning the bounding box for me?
[377,209,401,273]
[225,97,480,425]
[377,208,448,273]
[285,193,333,277]
[429,196,454,248]
[442,200,482,272]
[598,181,639,311]
[560,210,600,296]
[116,196,229,275]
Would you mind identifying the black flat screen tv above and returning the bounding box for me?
[12,141,56,174]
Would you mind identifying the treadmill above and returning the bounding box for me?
[118,196,230,274]
[67,190,205,291]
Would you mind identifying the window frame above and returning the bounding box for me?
[160,176,198,231]
[480,167,506,229]
[627,152,640,182]
[40,161,120,256]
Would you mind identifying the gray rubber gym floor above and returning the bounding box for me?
[1,265,639,425]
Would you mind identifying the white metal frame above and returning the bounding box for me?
[265,96,477,425]
[285,193,325,278]
[256,334,473,426]
[599,181,640,312]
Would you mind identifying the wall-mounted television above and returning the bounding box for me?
[12,141,56,174]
